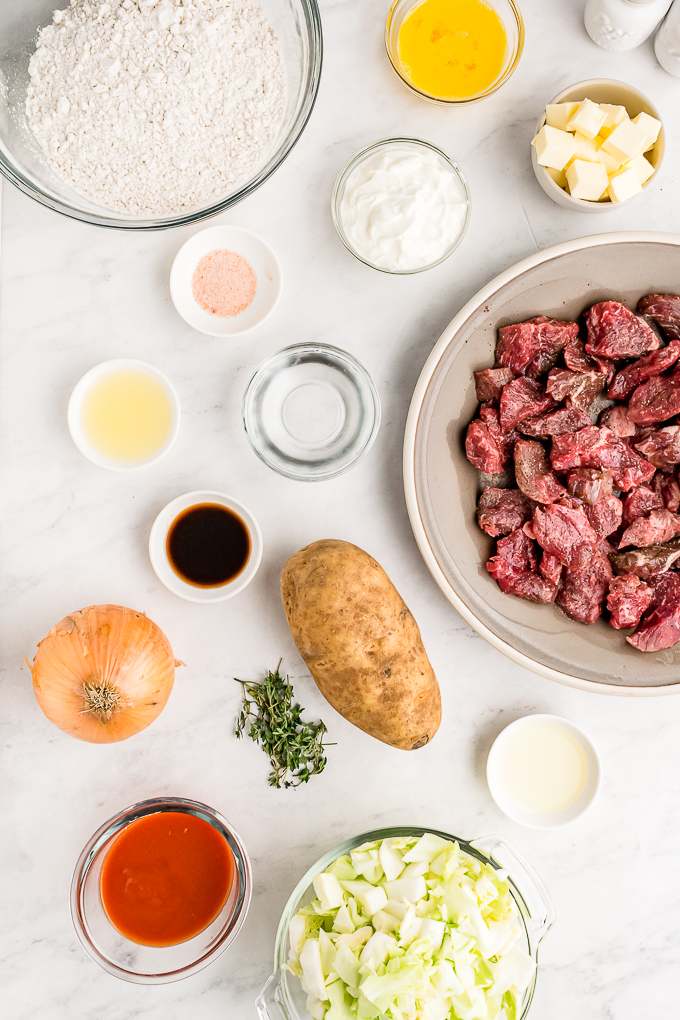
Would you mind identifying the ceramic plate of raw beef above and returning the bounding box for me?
[404,231,680,696]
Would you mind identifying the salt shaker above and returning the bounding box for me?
[655,0,680,75]
[584,0,673,50]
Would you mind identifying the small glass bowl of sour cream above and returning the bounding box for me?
[331,138,471,274]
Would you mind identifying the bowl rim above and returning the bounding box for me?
[331,137,471,274]
[403,230,680,698]
[0,0,323,230]
[70,796,253,983]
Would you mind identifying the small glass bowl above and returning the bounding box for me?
[242,343,381,481]
[385,0,524,106]
[331,137,471,274]
[70,797,252,984]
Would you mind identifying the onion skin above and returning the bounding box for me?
[28,605,179,743]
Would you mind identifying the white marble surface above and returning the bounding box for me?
[2,1,680,1017]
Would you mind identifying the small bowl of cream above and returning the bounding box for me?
[486,714,601,828]
[332,138,470,274]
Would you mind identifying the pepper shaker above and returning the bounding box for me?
[655,0,680,75]
[584,0,673,50]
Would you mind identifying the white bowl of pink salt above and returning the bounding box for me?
[170,226,283,337]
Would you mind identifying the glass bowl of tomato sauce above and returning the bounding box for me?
[70,797,252,983]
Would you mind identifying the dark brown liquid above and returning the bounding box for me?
[167,503,251,588]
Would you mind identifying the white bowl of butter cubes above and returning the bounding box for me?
[531,79,664,211]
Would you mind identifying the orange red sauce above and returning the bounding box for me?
[100,811,234,947]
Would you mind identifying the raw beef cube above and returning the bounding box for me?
[532,503,599,570]
[550,426,655,490]
[514,440,566,504]
[567,468,613,505]
[546,368,606,410]
[598,404,637,439]
[474,367,515,404]
[495,316,579,378]
[609,536,680,579]
[607,341,680,401]
[486,529,558,604]
[585,301,661,359]
[634,425,680,470]
[477,487,535,537]
[540,550,563,586]
[607,574,653,630]
[518,406,591,438]
[480,405,519,460]
[652,471,680,512]
[466,420,504,474]
[584,494,623,538]
[622,485,664,526]
[627,374,680,425]
[618,509,680,549]
[499,377,556,431]
[627,572,680,651]
[564,335,615,380]
[557,543,613,625]
[637,294,680,341]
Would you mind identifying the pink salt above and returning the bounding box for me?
[192,249,257,318]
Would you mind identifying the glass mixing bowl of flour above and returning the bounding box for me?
[0,0,321,228]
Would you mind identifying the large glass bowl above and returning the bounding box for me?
[0,0,322,229]
[256,826,555,1020]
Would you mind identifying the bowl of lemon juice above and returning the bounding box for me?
[68,360,181,470]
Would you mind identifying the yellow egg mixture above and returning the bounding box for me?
[398,0,507,100]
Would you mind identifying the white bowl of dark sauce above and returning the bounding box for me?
[149,491,263,603]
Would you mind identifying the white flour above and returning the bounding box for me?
[26,0,286,216]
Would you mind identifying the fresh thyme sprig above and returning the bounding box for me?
[235,661,333,789]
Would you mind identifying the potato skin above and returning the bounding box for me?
[281,539,441,750]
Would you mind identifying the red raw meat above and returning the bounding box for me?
[567,468,613,505]
[495,316,579,378]
[622,486,664,526]
[514,440,566,504]
[540,551,563,586]
[474,367,515,404]
[634,425,680,470]
[607,574,653,629]
[610,536,680,579]
[607,341,680,401]
[518,406,591,438]
[637,294,680,341]
[627,374,680,425]
[480,406,519,459]
[564,335,614,379]
[557,543,613,625]
[584,494,623,538]
[499,377,556,431]
[550,426,655,491]
[486,529,558,604]
[652,471,680,512]
[585,301,661,359]
[627,572,680,651]
[532,503,599,570]
[466,420,504,474]
[477,487,535,537]
[618,509,680,549]
[598,404,637,439]
[546,368,606,410]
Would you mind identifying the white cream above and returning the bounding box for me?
[339,147,467,272]
[499,722,588,815]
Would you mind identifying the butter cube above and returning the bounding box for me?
[593,145,623,175]
[567,98,607,140]
[532,125,576,171]
[599,104,628,130]
[545,102,579,131]
[602,119,648,163]
[546,166,567,189]
[572,132,599,161]
[566,159,609,201]
[632,112,662,152]
[624,152,655,186]
[607,167,643,204]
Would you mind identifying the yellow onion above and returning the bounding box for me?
[27,605,181,743]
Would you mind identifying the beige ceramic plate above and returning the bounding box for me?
[404,232,680,696]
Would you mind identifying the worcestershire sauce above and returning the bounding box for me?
[167,503,250,587]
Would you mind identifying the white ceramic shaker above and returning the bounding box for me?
[584,0,672,50]
[655,0,680,74]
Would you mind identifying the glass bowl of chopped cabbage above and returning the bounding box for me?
[256,828,554,1020]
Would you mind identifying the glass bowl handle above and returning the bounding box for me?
[256,972,289,1020]
[470,835,556,945]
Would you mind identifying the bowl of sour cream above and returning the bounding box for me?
[331,137,471,274]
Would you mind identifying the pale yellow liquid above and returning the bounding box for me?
[500,723,588,814]
[81,369,173,464]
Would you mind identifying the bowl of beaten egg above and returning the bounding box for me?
[385,0,523,105]
[531,80,664,212]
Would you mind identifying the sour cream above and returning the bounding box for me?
[338,144,468,272]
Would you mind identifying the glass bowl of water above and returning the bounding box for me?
[242,343,381,481]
